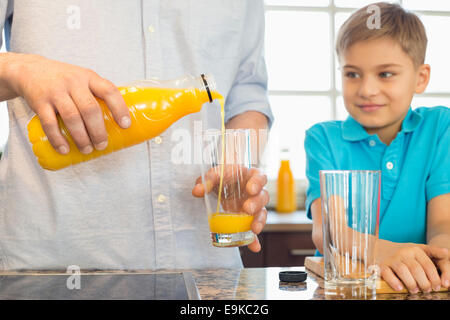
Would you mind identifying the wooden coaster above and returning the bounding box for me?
[305,256,449,294]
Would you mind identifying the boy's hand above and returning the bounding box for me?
[192,167,269,252]
[435,252,450,289]
[6,53,131,154]
[377,242,450,293]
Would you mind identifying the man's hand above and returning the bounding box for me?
[192,166,269,252]
[3,53,131,154]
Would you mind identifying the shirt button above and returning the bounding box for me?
[369,140,376,147]
[157,194,166,203]
[386,161,394,170]
[148,25,155,33]
[154,136,163,144]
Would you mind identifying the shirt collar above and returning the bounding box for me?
[341,107,423,142]
[401,108,423,133]
[341,116,370,141]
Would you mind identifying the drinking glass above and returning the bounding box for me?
[320,170,381,297]
[200,129,257,247]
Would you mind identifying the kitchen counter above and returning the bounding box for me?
[265,210,312,232]
[192,267,449,300]
[1,267,447,300]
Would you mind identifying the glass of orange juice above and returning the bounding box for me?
[200,129,257,247]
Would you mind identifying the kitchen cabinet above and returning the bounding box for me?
[239,210,316,267]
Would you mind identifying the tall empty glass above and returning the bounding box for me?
[200,129,257,247]
[320,170,381,296]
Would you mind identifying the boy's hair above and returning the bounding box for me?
[336,2,427,67]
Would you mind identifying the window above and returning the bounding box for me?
[262,0,450,181]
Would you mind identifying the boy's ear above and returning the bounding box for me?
[415,64,430,94]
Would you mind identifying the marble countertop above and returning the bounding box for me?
[192,267,450,300]
[0,267,450,300]
[2,267,447,300]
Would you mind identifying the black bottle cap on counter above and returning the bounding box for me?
[279,271,307,283]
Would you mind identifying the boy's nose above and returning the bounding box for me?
[358,76,380,98]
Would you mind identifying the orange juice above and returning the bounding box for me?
[208,212,254,234]
[27,77,220,170]
[210,97,253,241]
[276,159,297,213]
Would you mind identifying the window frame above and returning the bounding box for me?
[264,0,450,179]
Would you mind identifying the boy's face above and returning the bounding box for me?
[340,37,430,136]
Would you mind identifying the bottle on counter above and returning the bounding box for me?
[27,74,221,170]
[276,148,297,213]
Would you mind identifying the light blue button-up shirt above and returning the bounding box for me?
[0,0,273,270]
[305,107,450,244]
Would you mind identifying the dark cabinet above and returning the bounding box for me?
[240,231,316,267]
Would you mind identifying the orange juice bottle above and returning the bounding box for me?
[27,74,221,170]
[276,148,297,213]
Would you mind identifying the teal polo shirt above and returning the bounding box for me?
[305,106,450,244]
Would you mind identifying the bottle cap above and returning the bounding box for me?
[201,74,213,103]
[279,271,307,283]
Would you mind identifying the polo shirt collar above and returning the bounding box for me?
[341,107,423,141]
[341,116,370,141]
[401,108,423,133]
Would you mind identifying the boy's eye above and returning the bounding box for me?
[379,72,394,78]
[345,72,360,79]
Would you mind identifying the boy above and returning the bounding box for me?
[305,2,450,293]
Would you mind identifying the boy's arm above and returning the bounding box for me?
[427,193,450,249]
[426,193,450,287]
[310,198,324,255]
[304,126,336,238]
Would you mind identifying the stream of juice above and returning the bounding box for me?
[208,96,254,235]
[216,97,225,213]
